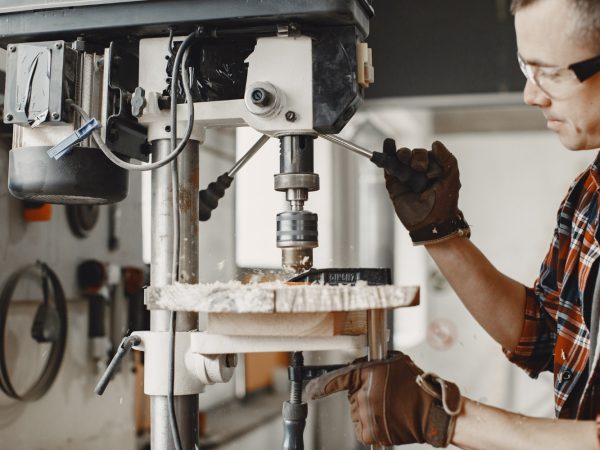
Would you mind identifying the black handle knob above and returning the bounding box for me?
[370,151,430,193]
[282,401,307,450]
[198,172,234,222]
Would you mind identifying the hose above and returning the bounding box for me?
[0,262,67,401]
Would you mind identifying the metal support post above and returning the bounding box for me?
[150,139,200,450]
[367,309,391,450]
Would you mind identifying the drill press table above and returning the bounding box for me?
[144,281,419,354]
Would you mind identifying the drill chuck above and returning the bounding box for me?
[276,210,318,248]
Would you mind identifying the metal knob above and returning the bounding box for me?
[131,87,147,118]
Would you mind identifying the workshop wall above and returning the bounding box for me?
[0,129,143,450]
[366,0,522,98]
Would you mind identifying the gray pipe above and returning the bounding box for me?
[150,139,199,450]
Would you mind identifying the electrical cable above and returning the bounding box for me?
[169,30,199,175]
[0,262,67,401]
[167,28,176,58]
[67,92,193,172]
[167,32,199,450]
[170,47,193,283]
[66,31,199,173]
[167,310,182,450]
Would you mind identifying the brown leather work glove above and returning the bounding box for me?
[383,139,470,245]
[305,352,463,447]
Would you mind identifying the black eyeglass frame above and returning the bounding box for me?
[569,54,600,82]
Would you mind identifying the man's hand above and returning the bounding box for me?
[383,139,470,245]
[305,351,463,447]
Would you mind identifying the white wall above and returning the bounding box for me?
[0,136,143,449]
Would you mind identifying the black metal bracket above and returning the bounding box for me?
[288,364,346,383]
[102,42,150,162]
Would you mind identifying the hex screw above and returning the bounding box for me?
[251,88,271,107]
[252,89,265,103]
[8,45,16,53]
[51,112,60,120]
[225,354,237,368]
[5,114,13,122]
[285,111,297,122]
[55,42,62,50]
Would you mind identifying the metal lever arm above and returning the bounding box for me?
[94,334,140,395]
[318,133,432,193]
[198,134,270,222]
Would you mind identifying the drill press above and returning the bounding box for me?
[0,2,403,450]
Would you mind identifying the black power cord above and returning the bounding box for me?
[0,262,67,401]
[168,30,200,450]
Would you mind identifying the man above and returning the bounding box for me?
[306,0,600,448]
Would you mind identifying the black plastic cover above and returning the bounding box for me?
[8,146,129,204]
[312,27,362,134]
[166,38,256,103]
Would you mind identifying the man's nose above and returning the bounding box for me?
[523,80,551,108]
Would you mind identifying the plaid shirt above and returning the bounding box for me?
[504,152,600,421]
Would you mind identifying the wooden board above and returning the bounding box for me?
[145,281,419,313]
[207,311,367,337]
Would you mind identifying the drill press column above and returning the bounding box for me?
[275,135,319,274]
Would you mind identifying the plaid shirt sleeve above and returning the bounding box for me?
[503,212,563,378]
[503,286,558,377]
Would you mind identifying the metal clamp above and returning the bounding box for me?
[125,330,236,396]
[287,364,346,383]
[47,117,101,160]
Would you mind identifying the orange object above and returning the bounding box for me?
[23,201,52,222]
[245,352,289,393]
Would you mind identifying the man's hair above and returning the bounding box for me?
[511,0,600,51]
